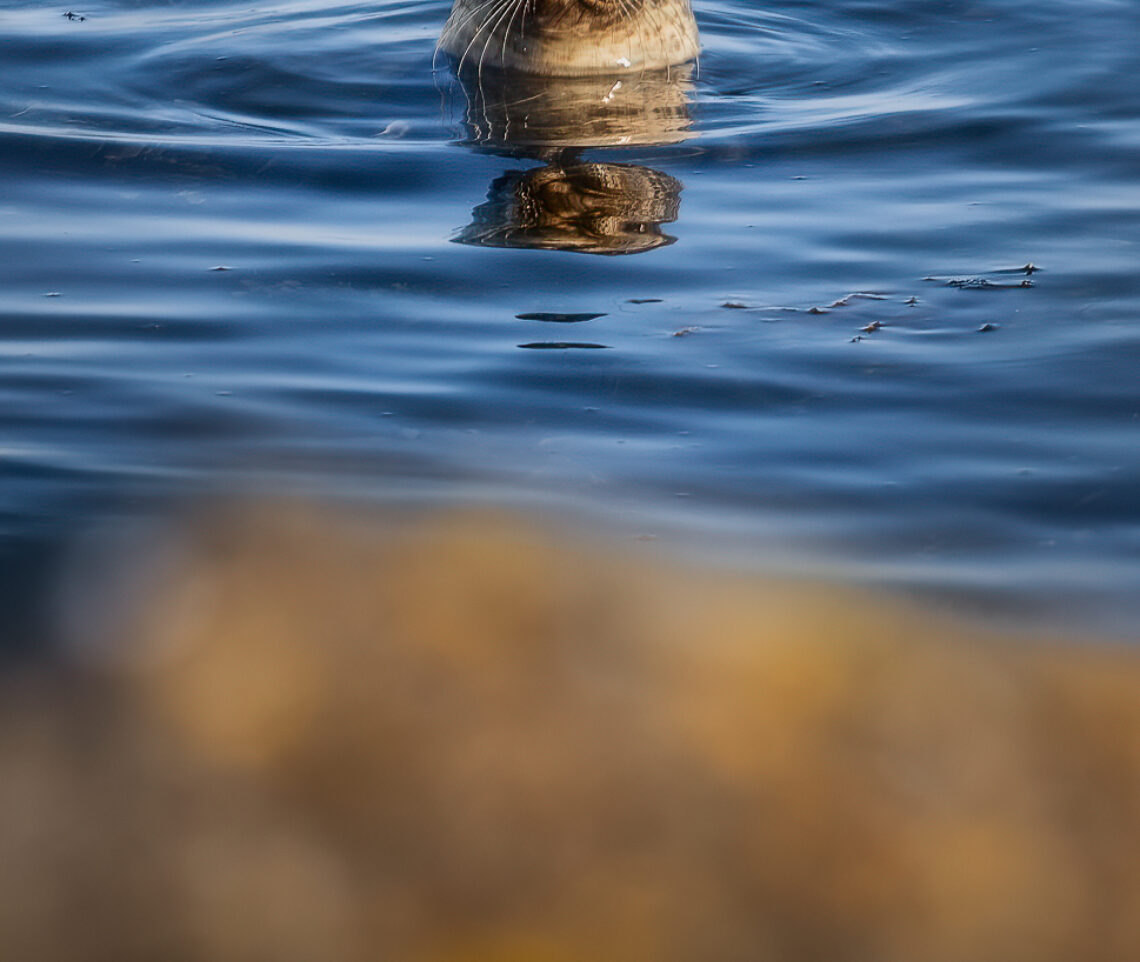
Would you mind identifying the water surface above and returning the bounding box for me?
[3,0,1140,641]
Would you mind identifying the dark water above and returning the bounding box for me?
[3,0,1140,641]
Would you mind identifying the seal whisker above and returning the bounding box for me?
[444,0,506,64]
[499,0,528,76]
[454,0,514,75]
[440,0,698,76]
[476,0,521,82]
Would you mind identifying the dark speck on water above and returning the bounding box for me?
[2,0,1140,643]
[516,312,607,323]
[518,342,611,350]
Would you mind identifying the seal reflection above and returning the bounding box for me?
[457,162,682,255]
[447,64,693,256]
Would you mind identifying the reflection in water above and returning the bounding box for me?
[447,64,692,255]
[449,64,694,151]
[456,162,682,255]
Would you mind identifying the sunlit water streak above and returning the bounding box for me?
[2,0,1139,642]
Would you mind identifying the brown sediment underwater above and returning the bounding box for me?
[3,505,1140,961]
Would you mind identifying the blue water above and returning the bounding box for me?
[2,0,1140,641]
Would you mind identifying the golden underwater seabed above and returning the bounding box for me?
[2,505,1139,962]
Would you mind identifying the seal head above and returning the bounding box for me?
[439,0,700,76]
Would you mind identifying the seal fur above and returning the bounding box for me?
[439,0,699,76]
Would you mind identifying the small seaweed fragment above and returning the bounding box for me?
[937,277,1034,290]
[925,265,1038,290]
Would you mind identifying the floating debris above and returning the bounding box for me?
[516,312,606,323]
[377,121,410,138]
[926,276,1033,290]
[518,342,610,350]
[924,264,1037,290]
[828,292,889,308]
[992,263,1041,275]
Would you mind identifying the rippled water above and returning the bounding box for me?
[3,0,1140,642]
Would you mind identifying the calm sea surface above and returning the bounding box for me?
[2,0,1139,642]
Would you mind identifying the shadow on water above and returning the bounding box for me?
[443,62,693,255]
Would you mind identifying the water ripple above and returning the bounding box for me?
[2,0,1140,634]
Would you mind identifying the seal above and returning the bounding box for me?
[438,0,700,76]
